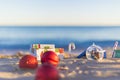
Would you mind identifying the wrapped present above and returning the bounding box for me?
[55,48,59,52]
[32,44,40,49]
[31,44,64,61]
[55,48,64,53]
[44,49,55,52]
[32,44,55,49]
[40,44,55,49]
[33,49,43,61]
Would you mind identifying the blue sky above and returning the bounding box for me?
[0,0,120,26]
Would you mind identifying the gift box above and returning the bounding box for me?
[31,44,64,61]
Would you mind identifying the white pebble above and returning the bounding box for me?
[64,66,69,70]
[24,72,32,76]
[67,71,76,77]
[68,61,73,64]
[59,73,65,78]
[75,67,80,70]
[84,71,89,74]
[73,60,77,63]
[59,66,69,70]
[78,70,83,74]
[81,61,86,64]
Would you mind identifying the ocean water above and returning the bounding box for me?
[0,26,120,54]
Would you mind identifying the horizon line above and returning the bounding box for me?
[0,25,120,27]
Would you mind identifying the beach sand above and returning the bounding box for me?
[0,52,120,80]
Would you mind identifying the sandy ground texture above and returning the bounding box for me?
[0,57,120,80]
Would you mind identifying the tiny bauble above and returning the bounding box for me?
[41,51,59,67]
[19,55,38,69]
[35,63,59,80]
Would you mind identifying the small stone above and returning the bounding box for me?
[81,61,86,64]
[59,73,65,78]
[59,66,69,70]
[64,66,69,70]
[24,72,32,76]
[75,66,80,70]
[67,71,76,77]
[68,61,73,64]
[78,70,83,74]
[84,71,89,74]
[73,60,77,63]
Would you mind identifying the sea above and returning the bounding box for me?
[0,26,120,54]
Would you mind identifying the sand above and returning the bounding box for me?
[0,57,120,80]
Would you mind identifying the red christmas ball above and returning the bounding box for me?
[35,63,59,80]
[41,51,59,67]
[19,55,38,69]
